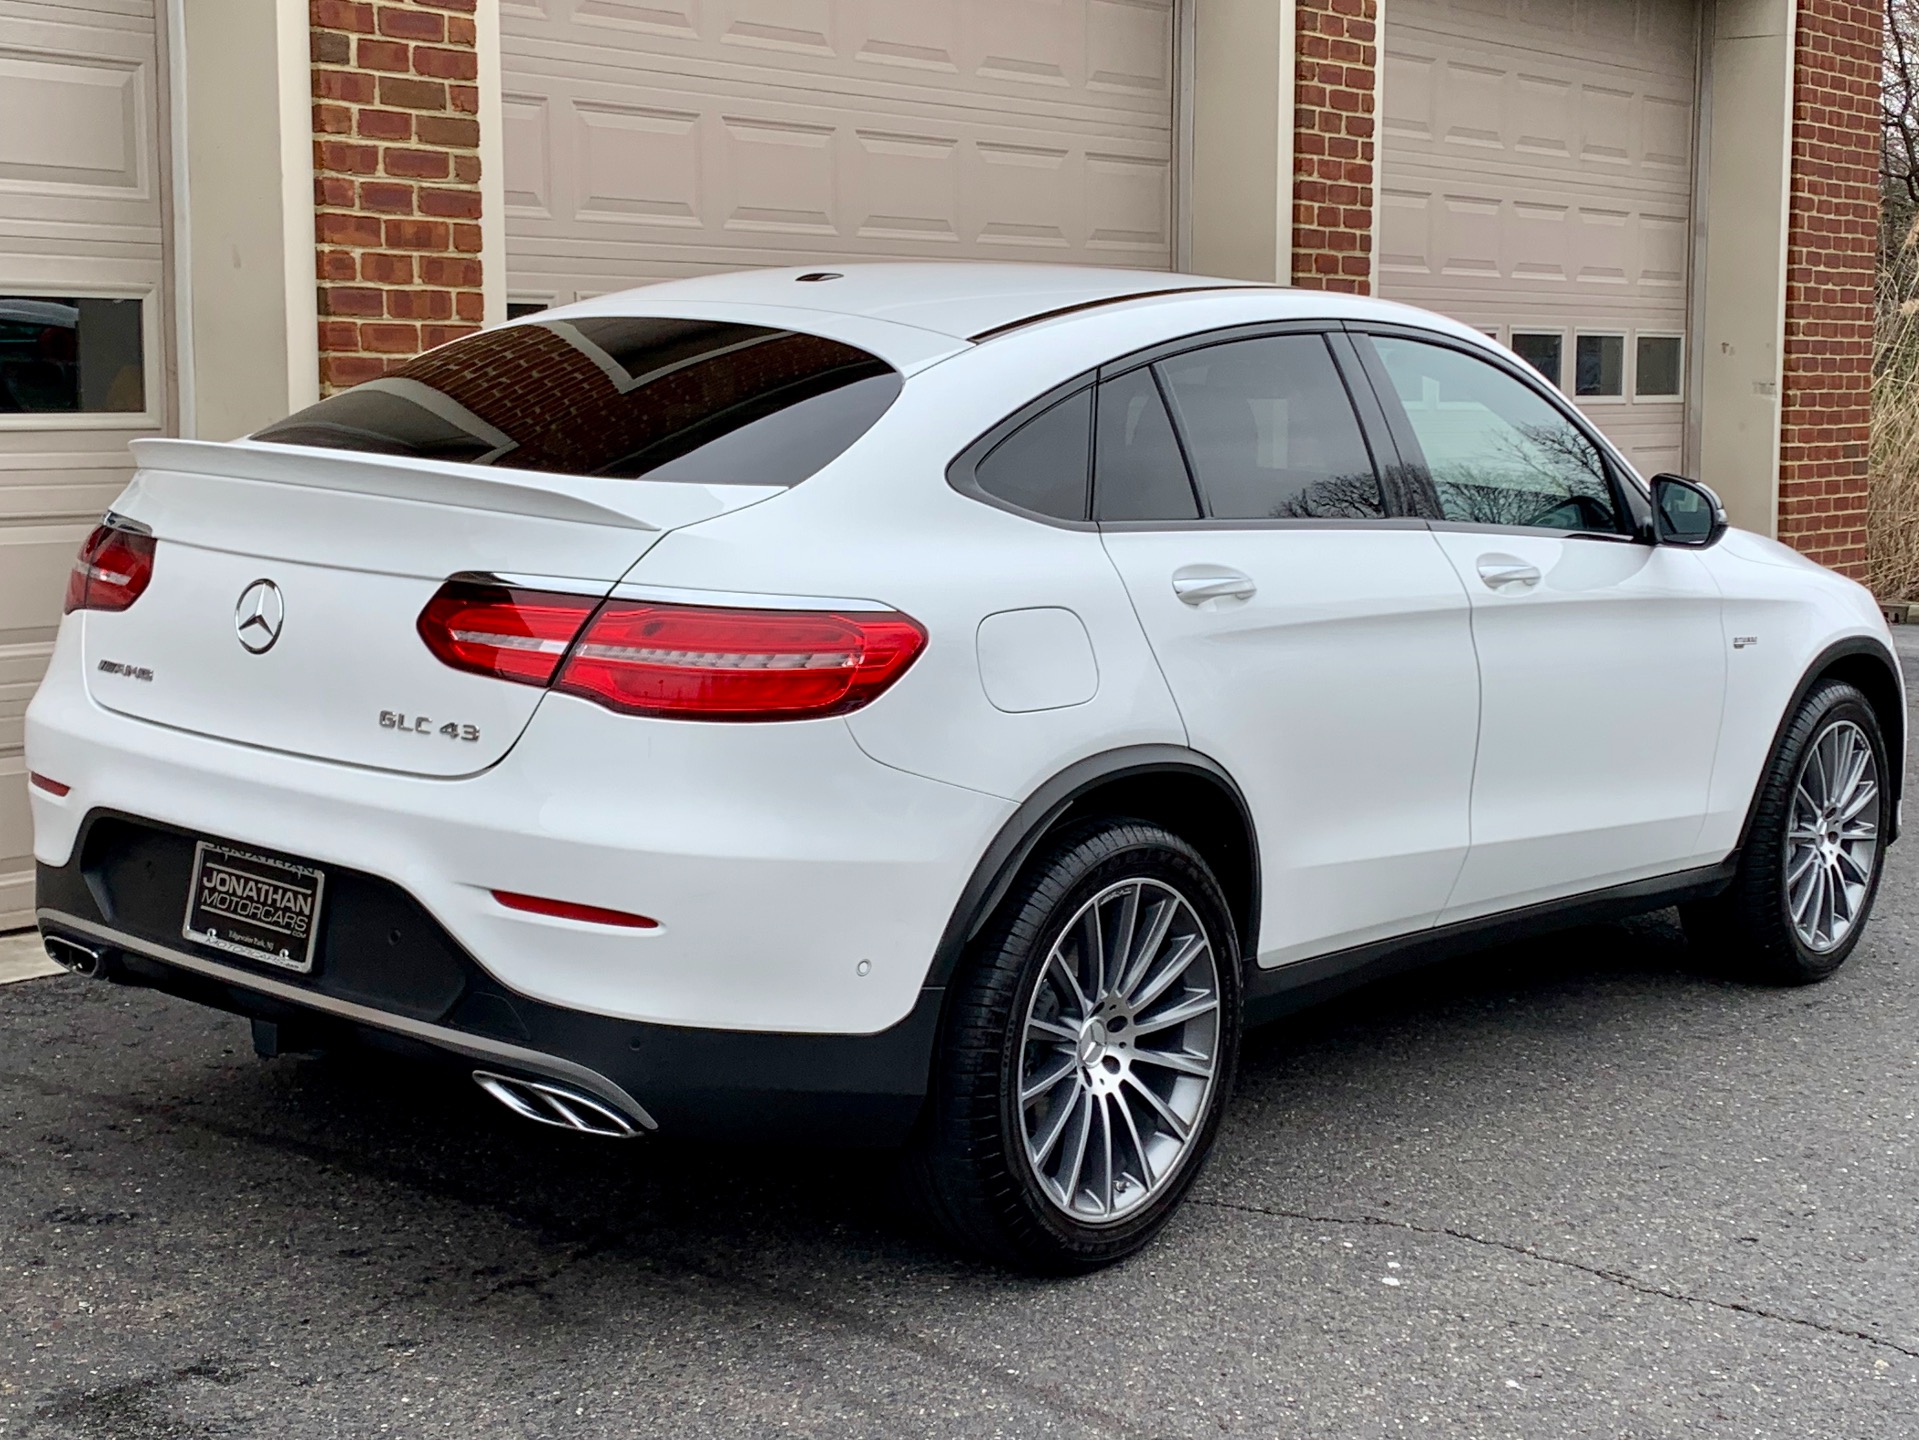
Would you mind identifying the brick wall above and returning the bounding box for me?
[1291,0,1378,292]
[311,0,484,392]
[1778,0,1880,577]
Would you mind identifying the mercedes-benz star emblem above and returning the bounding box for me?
[234,579,285,655]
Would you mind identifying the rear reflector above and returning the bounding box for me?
[64,523,156,614]
[28,773,71,797]
[555,602,927,721]
[416,579,927,722]
[416,580,600,687]
[491,890,659,929]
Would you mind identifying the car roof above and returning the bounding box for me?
[539,263,1499,359]
[563,263,1266,341]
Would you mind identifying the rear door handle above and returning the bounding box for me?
[1172,566,1257,606]
[1475,555,1541,591]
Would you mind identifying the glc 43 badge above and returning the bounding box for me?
[380,711,480,742]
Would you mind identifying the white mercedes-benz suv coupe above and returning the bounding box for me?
[27,264,1903,1271]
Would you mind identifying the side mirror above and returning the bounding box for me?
[1650,474,1728,548]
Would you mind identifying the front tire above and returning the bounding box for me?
[1683,680,1890,984]
[909,821,1242,1272]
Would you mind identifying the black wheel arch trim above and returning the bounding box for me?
[923,744,1262,991]
[1741,636,1905,851]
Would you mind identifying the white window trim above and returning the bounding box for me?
[1508,328,1568,393]
[0,285,163,432]
[1632,331,1687,402]
[1571,330,1629,405]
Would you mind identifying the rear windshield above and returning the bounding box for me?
[252,317,902,486]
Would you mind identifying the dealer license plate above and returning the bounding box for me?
[182,841,326,974]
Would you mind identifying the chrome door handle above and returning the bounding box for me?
[1172,566,1257,605]
[1475,555,1541,591]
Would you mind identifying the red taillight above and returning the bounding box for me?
[491,890,659,929]
[28,773,71,797]
[416,579,928,722]
[555,602,927,720]
[64,523,156,614]
[416,580,600,686]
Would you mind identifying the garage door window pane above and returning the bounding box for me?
[0,297,144,414]
[1510,332,1563,389]
[1574,334,1625,397]
[974,388,1092,521]
[1156,335,1382,520]
[253,316,900,484]
[1636,336,1683,398]
[1372,336,1621,533]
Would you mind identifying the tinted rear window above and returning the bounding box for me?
[252,317,901,486]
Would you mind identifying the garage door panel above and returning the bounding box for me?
[505,0,1173,301]
[513,0,1174,114]
[1382,0,1697,471]
[0,0,163,930]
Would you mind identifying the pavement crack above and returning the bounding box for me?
[1196,1196,1919,1360]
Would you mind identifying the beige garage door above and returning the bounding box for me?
[501,0,1177,304]
[1379,0,1697,478]
[0,0,168,931]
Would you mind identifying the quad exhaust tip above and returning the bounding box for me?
[472,1070,643,1139]
[44,935,108,980]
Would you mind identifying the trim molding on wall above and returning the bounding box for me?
[477,0,506,326]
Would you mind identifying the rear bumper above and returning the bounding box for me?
[36,821,943,1145]
[26,623,1012,1035]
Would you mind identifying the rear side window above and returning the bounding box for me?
[252,316,901,485]
[1093,367,1199,521]
[973,388,1092,521]
[1156,335,1382,520]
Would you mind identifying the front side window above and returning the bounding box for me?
[1093,367,1199,521]
[253,316,901,486]
[1370,336,1622,534]
[1156,335,1381,520]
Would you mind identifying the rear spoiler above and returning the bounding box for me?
[126,437,783,532]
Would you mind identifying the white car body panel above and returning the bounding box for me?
[86,446,780,776]
[1696,530,1899,855]
[1427,530,1729,918]
[1101,525,1482,965]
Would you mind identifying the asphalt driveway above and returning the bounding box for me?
[5,637,1919,1438]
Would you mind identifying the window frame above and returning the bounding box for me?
[1632,331,1686,401]
[1346,323,1651,544]
[0,285,162,432]
[1571,330,1629,404]
[1507,329,1567,392]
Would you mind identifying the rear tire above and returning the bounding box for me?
[908,820,1241,1272]
[1682,680,1889,984]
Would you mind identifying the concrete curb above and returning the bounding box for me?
[0,929,62,986]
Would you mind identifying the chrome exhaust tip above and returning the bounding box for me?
[44,935,108,979]
[472,1070,644,1139]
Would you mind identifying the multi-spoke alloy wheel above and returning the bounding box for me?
[1681,679,1889,986]
[1017,878,1222,1224]
[909,820,1240,1271]
[1784,718,1880,953]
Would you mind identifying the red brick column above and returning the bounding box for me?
[311,0,484,392]
[1291,0,1378,292]
[1777,0,1880,577]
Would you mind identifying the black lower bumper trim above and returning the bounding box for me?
[36,811,942,1146]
